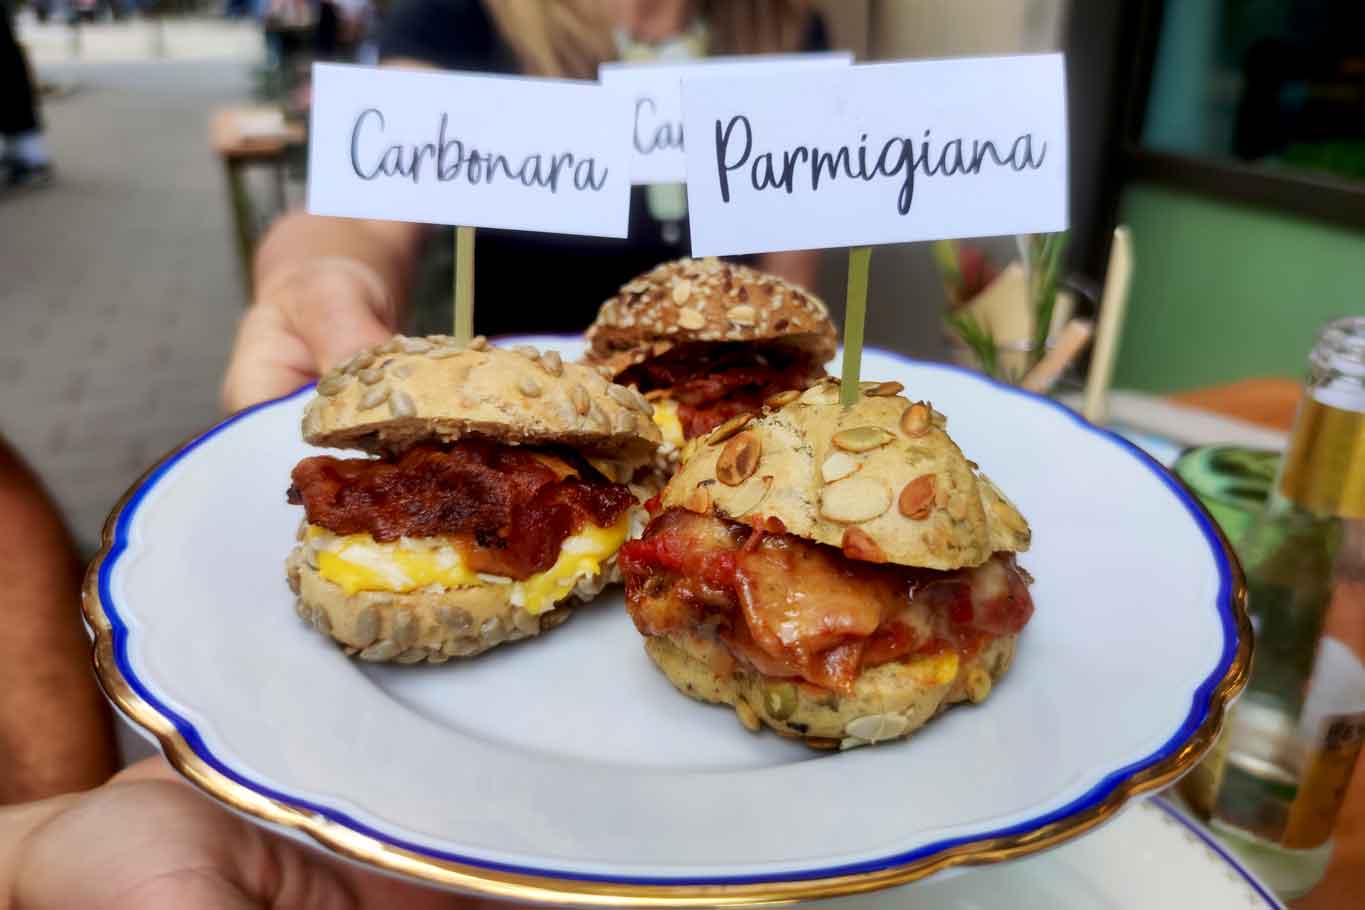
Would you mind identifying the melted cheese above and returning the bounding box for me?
[910,650,960,687]
[306,516,628,615]
[651,397,686,448]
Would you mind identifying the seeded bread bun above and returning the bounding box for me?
[584,258,838,379]
[285,547,608,663]
[292,334,656,664]
[303,335,661,468]
[660,378,1031,572]
[644,629,1017,750]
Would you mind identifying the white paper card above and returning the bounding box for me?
[599,53,852,185]
[308,63,631,238]
[681,54,1068,256]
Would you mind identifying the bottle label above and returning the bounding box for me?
[1279,395,1365,518]
[1282,711,1365,849]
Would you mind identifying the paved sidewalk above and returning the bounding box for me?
[18,14,263,65]
[1,58,255,549]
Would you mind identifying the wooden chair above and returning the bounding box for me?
[210,107,306,295]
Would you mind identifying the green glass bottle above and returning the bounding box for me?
[1184,316,1365,897]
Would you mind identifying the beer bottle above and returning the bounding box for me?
[1183,316,1364,896]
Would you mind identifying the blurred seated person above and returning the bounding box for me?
[223,0,829,412]
[1,4,54,188]
[0,435,116,804]
[314,0,375,61]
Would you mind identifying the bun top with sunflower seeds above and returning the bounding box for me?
[659,378,1030,571]
[301,335,661,468]
[584,257,838,379]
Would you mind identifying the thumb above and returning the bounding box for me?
[221,261,396,414]
[109,755,181,785]
[283,262,397,375]
[221,301,314,414]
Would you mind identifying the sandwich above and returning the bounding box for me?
[618,379,1034,749]
[584,258,836,462]
[286,335,660,664]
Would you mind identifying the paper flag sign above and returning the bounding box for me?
[681,54,1068,256]
[308,63,632,238]
[599,52,852,185]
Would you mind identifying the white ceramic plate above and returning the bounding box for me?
[815,798,1283,909]
[85,338,1249,906]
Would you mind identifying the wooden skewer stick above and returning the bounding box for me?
[1082,226,1134,425]
[1021,318,1093,394]
[840,245,873,407]
[454,226,475,344]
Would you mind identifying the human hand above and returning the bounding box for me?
[221,258,398,414]
[8,758,502,909]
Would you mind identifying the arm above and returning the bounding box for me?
[0,438,116,804]
[220,52,446,414]
[756,250,822,294]
[220,212,428,413]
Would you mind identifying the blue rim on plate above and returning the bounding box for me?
[1152,800,1284,909]
[83,342,1252,905]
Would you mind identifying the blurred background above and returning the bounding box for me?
[4,0,1362,551]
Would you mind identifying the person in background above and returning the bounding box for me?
[0,436,116,803]
[222,0,829,412]
[0,1,54,188]
[314,0,341,57]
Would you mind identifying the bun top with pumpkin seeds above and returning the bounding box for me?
[301,335,661,468]
[583,257,838,379]
[658,378,1030,571]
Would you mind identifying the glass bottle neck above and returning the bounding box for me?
[1277,390,1365,519]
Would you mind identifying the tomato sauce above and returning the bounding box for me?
[621,509,1033,693]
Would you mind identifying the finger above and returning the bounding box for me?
[250,822,484,910]
[221,301,317,413]
[114,869,261,910]
[343,865,518,910]
[109,755,182,785]
[111,760,522,909]
[222,259,397,414]
[282,265,396,375]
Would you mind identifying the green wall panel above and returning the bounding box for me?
[1113,183,1365,393]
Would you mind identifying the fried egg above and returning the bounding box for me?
[650,397,685,448]
[305,514,629,615]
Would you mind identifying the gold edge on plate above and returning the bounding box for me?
[80,410,1253,909]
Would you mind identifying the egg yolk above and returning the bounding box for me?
[651,398,685,448]
[306,515,629,615]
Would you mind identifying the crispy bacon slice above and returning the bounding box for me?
[616,342,825,439]
[621,510,1033,693]
[288,441,635,579]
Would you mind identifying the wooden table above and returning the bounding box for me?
[1170,377,1305,435]
[209,107,306,293]
[1163,378,1362,910]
